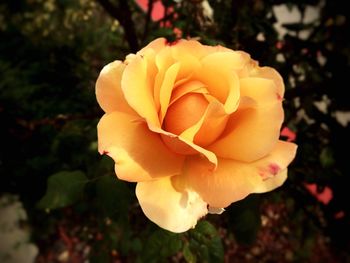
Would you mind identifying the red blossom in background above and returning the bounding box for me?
[135,0,182,37]
[304,183,333,205]
[334,211,345,219]
[281,127,296,142]
[136,0,166,21]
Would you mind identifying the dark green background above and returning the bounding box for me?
[1,0,349,262]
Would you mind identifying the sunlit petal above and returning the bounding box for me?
[195,52,242,113]
[97,112,184,182]
[121,55,160,127]
[249,66,285,98]
[208,78,284,162]
[136,177,208,233]
[96,61,136,115]
[181,141,297,208]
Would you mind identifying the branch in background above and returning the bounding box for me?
[96,0,139,52]
[143,0,155,40]
[284,85,326,100]
[16,113,100,132]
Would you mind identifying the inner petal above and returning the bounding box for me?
[170,80,208,106]
[192,101,229,146]
[206,77,284,162]
[194,52,242,114]
[163,93,209,135]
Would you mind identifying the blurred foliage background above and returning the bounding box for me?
[0,0,349,262]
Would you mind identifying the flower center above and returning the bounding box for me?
[163,93,208,135]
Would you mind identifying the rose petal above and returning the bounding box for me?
[143,120,217,167]
[173,54,202,86]
[121,55,160,127]
[249,66,285,98]
[97,111,184,182]
[170,80,208,106]
[254,169,288,193]
[170,39,213,60]
[195,52,242,113]
[160,133,218,167]
[159,62,181,121]
[208,206,225,214]
[235,50,258,78]
[153,46,202,113]
[138,37,167,55]
[170,42,202,85]
[180,100,229,146]
[171,40,234,60]
[153,46,175,112]
[164,93,208,135]
[181,140,297,208]
[208,78,284,162]
[143,47,160,105]
[240,77,282,104]
[169,41,238,86]
[95,61,136,115]
[253,141,298,193]
[136,177,208,233]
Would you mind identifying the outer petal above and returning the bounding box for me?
[195,52,242,113]
[136,177,208,233]
[97,111,184,182]
[181,141,297,208]
[95,61,136,115]
[170,41,203,86]
[173,54,201,86]
[208,78,284,162]
[170,39,214,60]
[138,37,167,55]
[153,46,175,111]
[153,45,202,114]
[235,52,284,97]
[121,55,160,127]
[171,39,234,60]
[249,66,285,98]
[254,169,288,193]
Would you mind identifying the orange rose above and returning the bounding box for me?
[96,38,297,233]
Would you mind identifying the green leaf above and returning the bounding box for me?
[37,170,88,210]
[95,175,133,218]
[141,229,182,262]
[183,243,196,263]
[320,147,335,168]
[194,220,217,238]
[89,244,111,263]
[187,220,224,263]
[228,195,261,245]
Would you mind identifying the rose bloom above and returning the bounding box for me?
[96,38,297,233]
